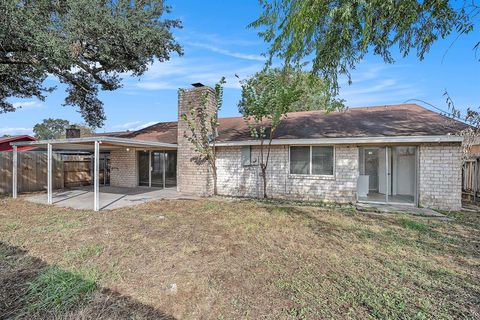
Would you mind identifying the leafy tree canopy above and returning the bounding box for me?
[238,67,343,198]
[33,118,94,140]
[1,0,182,128]
[239,67,343,134]
[250,0,475,94]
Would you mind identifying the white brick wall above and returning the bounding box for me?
[419,143,462,211]
[110,149,137,188]
[216,145,358,203]
[216,143,462,210]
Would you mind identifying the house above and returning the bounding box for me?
[11,84,468,211]
[0,135,36,152]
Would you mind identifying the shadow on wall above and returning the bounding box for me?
[0,242,175,320]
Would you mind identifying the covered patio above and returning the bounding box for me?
[10,136,178,211]
[25,185,191,210]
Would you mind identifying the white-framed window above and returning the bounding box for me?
[289,146,335,176]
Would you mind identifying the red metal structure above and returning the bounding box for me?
[0,135,37,152]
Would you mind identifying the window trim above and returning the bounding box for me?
[288,145,335,178]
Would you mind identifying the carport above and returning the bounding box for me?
[10,136,177,211]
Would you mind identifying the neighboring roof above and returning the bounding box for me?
[0,135,35,144]
[102,104,468,144]
[0,135,37,152]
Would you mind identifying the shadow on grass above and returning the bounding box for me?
[0,241,175,320]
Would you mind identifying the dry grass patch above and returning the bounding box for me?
[0,195,479,319]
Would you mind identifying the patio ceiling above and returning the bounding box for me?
[10,136,177,151]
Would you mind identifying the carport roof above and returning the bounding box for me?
[10,136,177,151]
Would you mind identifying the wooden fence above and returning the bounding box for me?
[0,151,63,194]
[462,158,480,203]
[0,152,110,194]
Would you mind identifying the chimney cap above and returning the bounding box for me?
[191,82,205,88]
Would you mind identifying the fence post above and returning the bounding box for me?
[94,140,100,211]
[47,143,52,205]
[12,146,17,198]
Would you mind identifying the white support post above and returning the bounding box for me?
[47,143,53,205]
[12,145,17,199]
[94,140,100,211]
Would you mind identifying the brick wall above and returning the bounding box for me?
[177,86,215,196]
[110,149,137,188]
[216,143,462,210]
[216,145,358,203]
[419,143,462,211]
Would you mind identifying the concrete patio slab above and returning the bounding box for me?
[356,203,451,220]
[25,186,197,210]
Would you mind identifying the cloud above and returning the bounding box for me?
[338,62,423,106]
[0,127,33,136]
[129,57,263,91]
[186,42,265,61]
[112,121,159,131]
[12,100,43,110]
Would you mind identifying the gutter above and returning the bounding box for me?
[213,135,464,147]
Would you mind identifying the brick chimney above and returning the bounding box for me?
[66,127,81,138]
[177,84,217,196]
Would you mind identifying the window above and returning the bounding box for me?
[241,146,251,166]
[290,146,334,176]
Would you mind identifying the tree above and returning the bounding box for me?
[1,0,182,128]
[238,67,343,198]
[181,78,226,195]
[33,118,94,140]
[250,0,475,95]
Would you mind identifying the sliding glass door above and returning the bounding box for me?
[137,150,177,188]
[358,146,416,204]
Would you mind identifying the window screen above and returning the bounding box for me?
[290,146,310,174]
[312,146,334,175]
[241,146,251,166]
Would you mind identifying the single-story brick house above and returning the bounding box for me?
[11,84,468,211]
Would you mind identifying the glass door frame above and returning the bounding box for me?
[358,146,418,206]
[138,150,168,189]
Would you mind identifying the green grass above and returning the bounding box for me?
[398,217,430,232]
[24,266,98,314]
[65,243,104,262]
[4,222,20,231]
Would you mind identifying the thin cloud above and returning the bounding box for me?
[112,121,159,131]
[187,42,265,61]
[130,57,263,91]
[12,100,43,110]
[0,127,33,136]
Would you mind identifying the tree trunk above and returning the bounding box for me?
[212,168,218,196]
[261,165,267,198]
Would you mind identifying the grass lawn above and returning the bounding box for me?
[0,196,479,319]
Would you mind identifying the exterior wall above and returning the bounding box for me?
[110,149,137,188]
[177,86,215,196]
[419,143,462,211]
[216,143,462,210]
[216,145,358,203]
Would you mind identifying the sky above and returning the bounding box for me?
[2,0,480,136]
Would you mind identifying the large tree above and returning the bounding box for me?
[250,0,476,95]
[0,0,182,128]
[33,118,94,140]
[238,67,343,198]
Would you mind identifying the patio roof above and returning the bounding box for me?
[10,136,177,211]
[10,136,177,151]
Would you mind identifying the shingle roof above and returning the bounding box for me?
[104,104,468,144]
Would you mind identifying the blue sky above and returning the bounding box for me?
[2,0,479,136]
